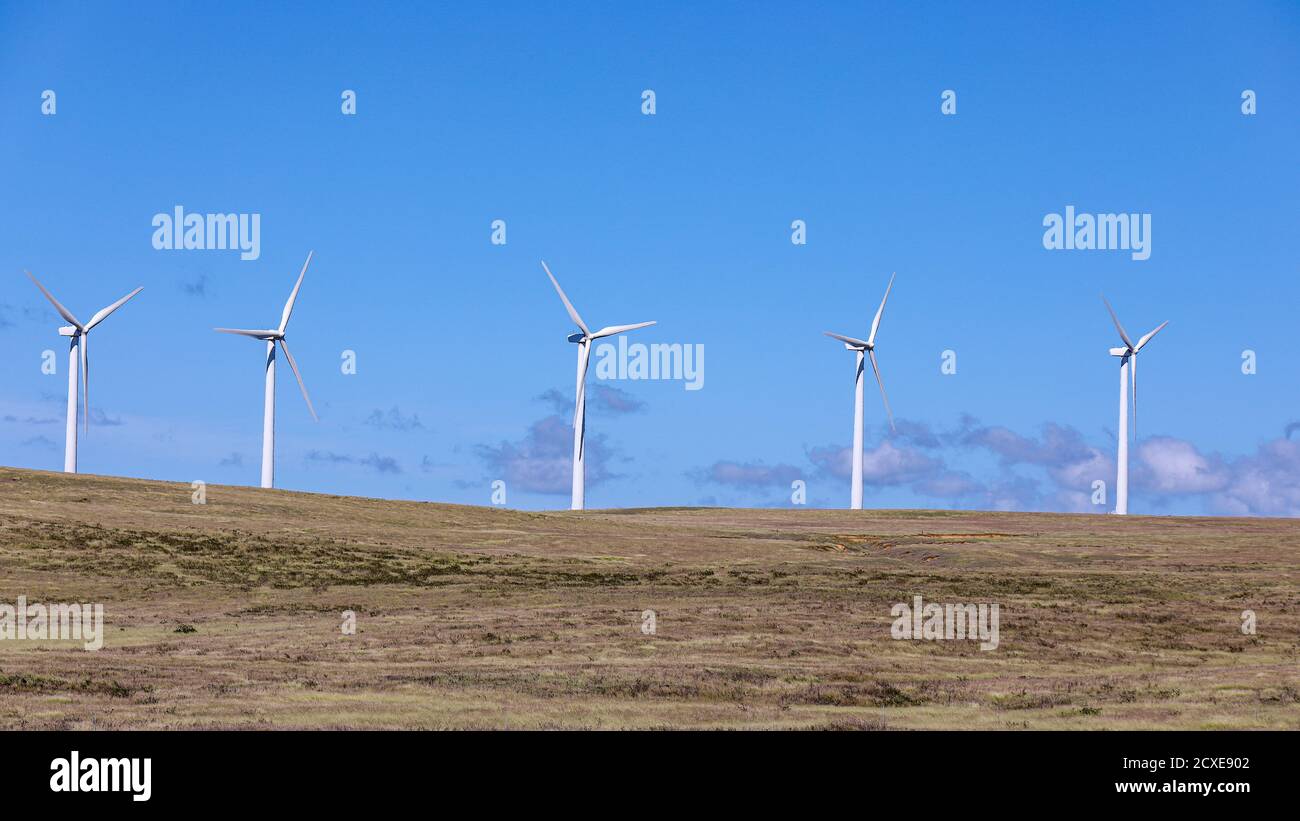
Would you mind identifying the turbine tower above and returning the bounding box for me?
[1102,295,1168,515]
[542,261,655,510]
[825,273,897,510]
[215,252,318,489]
[25,270,143,473]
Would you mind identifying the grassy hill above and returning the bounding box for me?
[0,465,1296,729]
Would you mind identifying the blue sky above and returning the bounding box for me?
[1,1,1297,514]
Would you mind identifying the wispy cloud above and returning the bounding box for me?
[363,406,424,432]
[692,460,803,489]
[7,408,126,428]
[89,408,124,427]
[475,388,642,495]
[305,450,402,474]
[537,389,570,415]
[1136,432,1300,516]
[537,385,645,417]
[769,416,1300,515]
[181,274,209,298]
[590,384,645,414]
[21,435,58,450]
[809,439,944,486]
[477,414,618,495]
[0,302,48,329]
[4,414,60,425]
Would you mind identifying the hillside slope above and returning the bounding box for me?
[0,466,1296,729]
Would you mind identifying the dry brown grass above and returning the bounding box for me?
[0,466,1296,729]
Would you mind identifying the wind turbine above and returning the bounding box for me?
[825,273,897,510]
[542,261,655,510]
[215,252,318,489]
[1102,295,1168,515]
[25,270,143,473]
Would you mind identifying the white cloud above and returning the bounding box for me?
[1136,436,1227,495]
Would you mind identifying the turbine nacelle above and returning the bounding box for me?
[822,273,898,448]
[542,261,656,341]
[214,252,318,425]
[823,273,899,510]
[542,260,656,511]
[26,270,144,436]
[1101,295,1170,498]
[1102,295,1168,354]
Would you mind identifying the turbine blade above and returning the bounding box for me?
[541,261,589,336]
[25,270,83,329]
[867,273,895,347]
[214,328,279,339]
[824,331,869,348]
[1134,320,1169,352]
[277,339,318,421]
[1102,295,1134,350]
[81,333,89,434]
[85,287,143,331]
[868,348,895,432]
[573,343,591,433]
[279,251,313,334]
[591,321,656,339]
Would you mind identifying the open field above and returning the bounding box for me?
[0,465,1296,730]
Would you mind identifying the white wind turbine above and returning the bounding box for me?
[542,261,655,510]
[25,271,143,473]
[825,274,897,510]
[1102,295,1168,515]
[215,252,318,489]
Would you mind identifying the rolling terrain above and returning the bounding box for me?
[0,465,1296,730]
